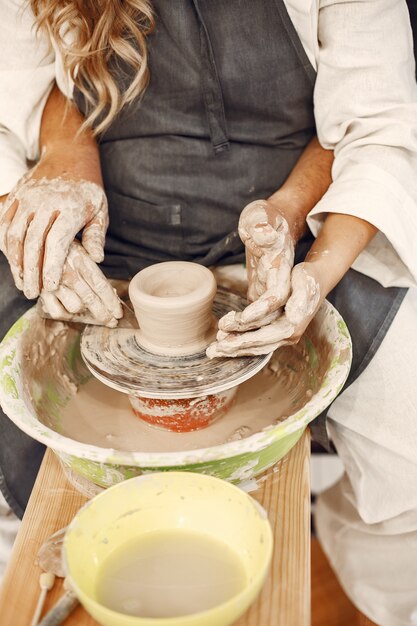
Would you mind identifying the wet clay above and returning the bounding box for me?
[59,336,319,453]
[129,262,217,356]
[80,288,271,399]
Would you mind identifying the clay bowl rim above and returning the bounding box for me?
[128,261,217,311]
[0,300,352,468]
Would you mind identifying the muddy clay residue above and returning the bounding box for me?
[20,315,86,427]
[57,334,321,453]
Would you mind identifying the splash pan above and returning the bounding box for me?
[0,299,351,488]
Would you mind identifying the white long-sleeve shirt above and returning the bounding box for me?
[1,0,417,288]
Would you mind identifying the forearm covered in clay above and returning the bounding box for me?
[0,84,122,326]
[208,213,378,357]
[208,139,378,358]
[225,138,335,335]
[0,84,106,288]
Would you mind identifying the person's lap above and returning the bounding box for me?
[316,287,417,626]
[1,248,417,624]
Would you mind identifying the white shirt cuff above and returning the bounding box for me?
[0,130,28,196]
[307,162,417,289]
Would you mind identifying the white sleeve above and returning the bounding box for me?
[308,0,417,288]
[0,0,55,195]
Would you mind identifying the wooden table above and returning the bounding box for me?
[0,430,311,626]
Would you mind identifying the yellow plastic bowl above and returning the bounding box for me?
[64,472,273,626]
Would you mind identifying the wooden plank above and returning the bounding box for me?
[0,450,95,626]
[236,429,311,626]
[0,430,310,626]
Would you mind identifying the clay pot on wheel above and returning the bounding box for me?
[129,261,217,357]
[128,261,230,432]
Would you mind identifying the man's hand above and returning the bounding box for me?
[207,262,321,357]
[0,171,108,299]
[39,241,122,327]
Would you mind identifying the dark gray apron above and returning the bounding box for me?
[0,0,407,516]
[76,0,317,277]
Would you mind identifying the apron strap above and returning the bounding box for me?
[192,0,230,154]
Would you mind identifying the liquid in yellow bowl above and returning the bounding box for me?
[64,472,273,626]
[95,529,247,618]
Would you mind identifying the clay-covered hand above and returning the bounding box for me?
[0,173,108,299]
[39,241,123,327]
[206,262,321,357]
[223,199,295,333]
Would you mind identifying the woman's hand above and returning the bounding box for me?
[209,137,334,344]
[39,241,122,327]
[208,213,378,358]
[206,137,337,358]
[0,85,121,327]
[0,162,108,299]
[240,199,295,316]
[207,261,322,357]
[215,198,298,335]
[206,195,305,359]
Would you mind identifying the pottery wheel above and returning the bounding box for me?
[81,288,272,399]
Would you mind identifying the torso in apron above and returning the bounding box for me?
[0,0,411,518]
[74,0,407,450]
[76,0,316,278]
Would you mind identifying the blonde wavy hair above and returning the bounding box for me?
[30,0,155,134]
